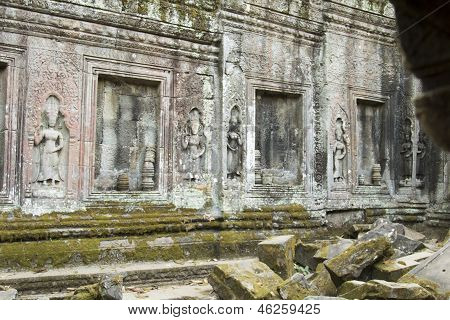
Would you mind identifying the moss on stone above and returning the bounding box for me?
[398,274,449,300]
[123,0,219,30]
[0,238,102,270]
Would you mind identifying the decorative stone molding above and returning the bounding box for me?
[0,5,220,65]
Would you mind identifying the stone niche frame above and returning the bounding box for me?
[81,57,173,203]
[0,45,24,206]
[244,77,313,197]
[349,87,392,195]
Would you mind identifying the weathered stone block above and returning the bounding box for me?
[208,260,283,300]
[308,263,337,296]
[0,286,17,300]
[295,239,336,270]
[324,237,391,284]
[357,219,424,254]
[337,280,366,299]
[258,235,295,279]
[278,273,319,300]
[68,275,123,300]
[345,224,372,238]
[340,280,435,300]
[393,234,424,254]
[373,250,434,282]
[358,218,405,243]
[404,227,426,241]
[398,241,450,299]
[313,238,354,262]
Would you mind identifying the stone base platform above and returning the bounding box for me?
[0,258,256,299]
[0,204,326,272]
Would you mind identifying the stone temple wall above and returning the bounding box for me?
[0,0,448,225]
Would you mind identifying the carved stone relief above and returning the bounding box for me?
[399,118,413,187]
[333,117,348,185]
[399,118,427,191]
[254,150,263,185]
[227,105,243,179]
[23,47,80,201]
[31,95,69,198]
[416,129,427,188]
[181,108,206,181]
[141,145,156,190]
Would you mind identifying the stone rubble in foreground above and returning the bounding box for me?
[207,219,449,300]
[1,219,448,300]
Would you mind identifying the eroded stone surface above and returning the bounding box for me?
[308,263,337,297]
[339,279,435,300]
[373,250,434,281]
[257,235,295,279]
[67,275,123,300]
[208,260,283,300]
[314,238,355,262]
[324,237,391,284]
[398,241,450,298]
[0,287,17,300]
[278,273,319,300]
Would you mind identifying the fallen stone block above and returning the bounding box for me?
[358,219,423,254]
[358,218,405,243]
[0,286,18,300]
[208,260,283,300]
[313,238,355,262]
[337,280,366,299]
[68,275,123,300]
[324,237,391,285]
[100,275,123,300]
[278,273,320,300]
[345,224,372,238]
[393,234,424,254]
[295,239,337,270]
[258,235,295,279]
[398,240,450,299]
[423,239,440,252]
[404,227,426,241]
[373,250,434,281]
[308,263,337,296]
[340,280,435,300]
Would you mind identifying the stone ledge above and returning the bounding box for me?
[0,258,257,296]
[0,207,321,242]
[0,228,326,272]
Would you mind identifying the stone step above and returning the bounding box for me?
[0,258,257,297]
[0,228,327,271]
[0,209,319,242]
[0,219,323,243]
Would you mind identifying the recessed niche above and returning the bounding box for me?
[255,90,302,186]
[94,75,160,192]
[0,64,7,191]
[356,99,386,186]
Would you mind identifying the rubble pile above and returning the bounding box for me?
[208,219,449,300]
